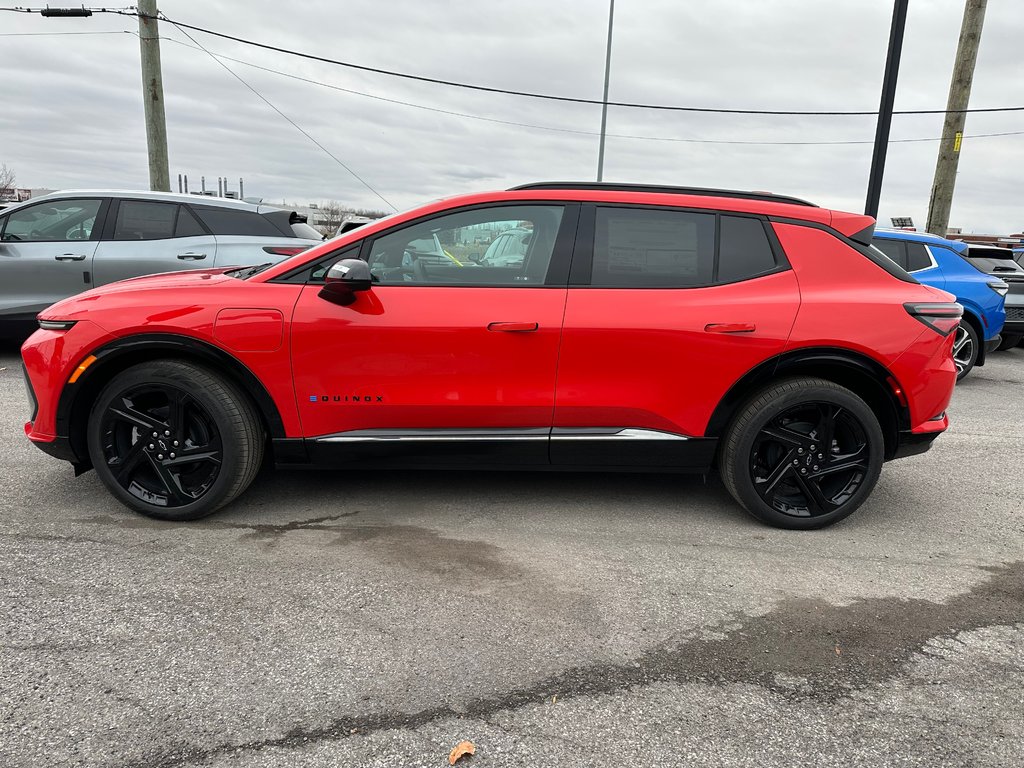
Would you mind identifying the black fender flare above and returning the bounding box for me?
[58,333,287,464]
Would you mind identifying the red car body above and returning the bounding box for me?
[21,184,959,527]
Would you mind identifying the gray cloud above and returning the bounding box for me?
[0,0,1021,231]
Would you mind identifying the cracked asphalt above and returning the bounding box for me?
[1,343,1023,767]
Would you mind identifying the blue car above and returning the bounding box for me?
[872,229,1007,380]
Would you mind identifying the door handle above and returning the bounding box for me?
[54,253,87,262]
[487,321,539,333]
[177,252,207,260]
[704,322,756,334]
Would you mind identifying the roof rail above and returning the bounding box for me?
[508,182,817,207]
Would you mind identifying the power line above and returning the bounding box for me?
[140,10,1024,118]
[168,22,397,212]
[152,31,1024,149]
[5,5,1024,117]
[0,29,127,35]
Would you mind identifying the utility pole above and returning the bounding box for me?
[926,0,987,236]
[864,0,909,220]
[596,0,615,182]
[138,0,170,192]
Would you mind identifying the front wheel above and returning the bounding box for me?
[720,378,884,530]
[87,360,264,521]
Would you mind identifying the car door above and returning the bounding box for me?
[552,205,800,467]
[91,199,218,286]
[0,197,107,321]
[288,203,578,467]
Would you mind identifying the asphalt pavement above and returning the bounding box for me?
[1,342,1022,768]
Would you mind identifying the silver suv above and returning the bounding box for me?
[0,190,322,338]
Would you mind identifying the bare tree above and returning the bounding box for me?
[316,200,346,237]
[0,163,15,193]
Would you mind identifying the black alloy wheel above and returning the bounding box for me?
[87,361,264,521]
[750,402,869,519]
[720,377,884,529]
[99,384,223,508]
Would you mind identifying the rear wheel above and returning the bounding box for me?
[720,378,884,530]
[952,323,979,380]
[996,333,1022,351]
[87,360,264,521]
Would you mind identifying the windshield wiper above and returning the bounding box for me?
[230,262,274,280]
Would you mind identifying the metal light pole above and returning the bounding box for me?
[596,0,615,182]
[864,0,909,220]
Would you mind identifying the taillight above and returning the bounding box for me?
[904,302,963,336]
[262,246,307,257]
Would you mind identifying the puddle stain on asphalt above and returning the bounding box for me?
[125,560,1024,768]
[76,511,360,538]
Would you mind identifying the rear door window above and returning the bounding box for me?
[113,201,178,240]
[592,207,716,287]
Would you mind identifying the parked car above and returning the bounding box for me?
[478,226,532,268]
[960,244,1024,350]
[0,190,322,339]
[871,230,1007,378]
[22,182,962,530]
[334,214,378,238]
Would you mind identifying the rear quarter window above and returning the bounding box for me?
[718,215,777,282]
[194,207,283,237]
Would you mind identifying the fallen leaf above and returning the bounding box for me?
[449,740,475,765]
[551,694,557,704]
[835,644,842,656]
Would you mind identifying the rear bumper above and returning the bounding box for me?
[985,335,1002,353]
[891,413,948,460]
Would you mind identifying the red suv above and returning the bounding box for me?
[21,183,961,529]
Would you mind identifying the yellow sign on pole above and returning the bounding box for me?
[954,132,963,152]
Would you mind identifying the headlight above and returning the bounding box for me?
[37,319,77,331]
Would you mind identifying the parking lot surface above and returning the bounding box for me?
[1,343,1022,768]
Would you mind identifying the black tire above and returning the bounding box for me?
[87,360,264,521]
[953,322,979,380]
[720,377,884,530]
[997,333,1022,351]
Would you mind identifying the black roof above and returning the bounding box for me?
[508,182,817,208]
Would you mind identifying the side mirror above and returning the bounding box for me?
[318,258,372,306]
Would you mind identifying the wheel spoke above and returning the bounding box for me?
[110,439,147,484]
[168,389,189,437]
[109,401,168,435]
[815,404,840,453]
[165,448,221,468]
[793,473,838,516]
[145,453,191,505]
[757,448,797,494]
[760,425,807,448]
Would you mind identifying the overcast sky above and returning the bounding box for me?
[1,0,1021,231]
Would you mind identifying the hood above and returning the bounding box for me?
[40,268,235,318]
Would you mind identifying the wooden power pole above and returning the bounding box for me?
[138,0,170,192]
[925,0,987,236]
